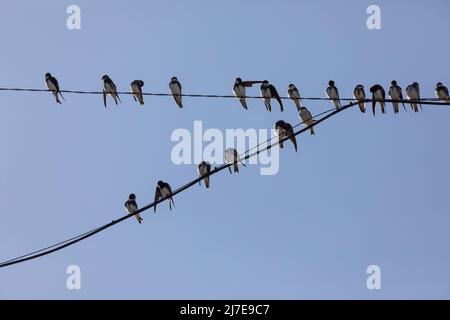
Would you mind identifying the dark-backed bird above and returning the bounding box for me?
[102,75,121,108]
[435,82,450,102]
[124,193,143,224]
[287,84,302,111]
[154,180,175,213]
[370,84,386,115]
[45,73,65,104]
[225,148,246,174]
[406,82,422,112]
[169,76,183,108]
[388,80,406,114]
[275,120,297,152]
[233,78,262,110]
[130,80,144,106]
[326,80,341,110]
[197,161,212,188]
[299,106,315,135]
[260,80,284,112]
[353,84,366,113]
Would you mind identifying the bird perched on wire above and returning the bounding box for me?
[197,161,212,188]
[169,76,183,108]
[299,106,315,135]
[233,78,263,110]
[370,84,386,115]
[406,82,422,112]
[388,80,406,114]
[102,75,121,108]
[154,180,175,213]
[275,120,297,152]
[435,82,450,102]
[124,193,143,224]
[326,80,341,110]
[353,84,366,113]
[225,148,246,174]
[287,84,302,111]
[44,73,65,104]
[130,80,144,106]
[260,80,284,112]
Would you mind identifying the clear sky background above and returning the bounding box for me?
[0,0,449,299]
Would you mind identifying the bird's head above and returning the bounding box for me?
[436,82,443,87]
[235,77,242,84]
[45,72,52,78]
[288,84,296,90]
[129,193,136,200]
[391,80,397,86]
[102,75,109,81]
[171,76,178,82]
[328,80,335,86]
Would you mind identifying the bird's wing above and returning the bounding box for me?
[242,80,263,87]
[102,90,107,108]
[154,187,162,212]
[270,85,284,110]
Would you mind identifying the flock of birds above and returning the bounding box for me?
[42,73,450,224]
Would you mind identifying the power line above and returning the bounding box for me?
[0,86,447,103]
[0,102,357,268]
[0,99,449,268]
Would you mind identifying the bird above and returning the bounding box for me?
[44,73,65,104]
[287,84,302,111]
[275,120,297,152]
[353,84,366,113]
[326,80,341,110]
[435,82,450,102]
[124,193,143,224]
[388,80,406,114]
[224,148,246,174]
[233,78,262,110]
[299,106,315,135]
[260,80,284,112]
[102,75,121,108]
[197,161,211,188]
[370,84,386,115]
[154,180,175,213]
[169,76,183,108]
[130,80,144,106]
[406,82,422,112]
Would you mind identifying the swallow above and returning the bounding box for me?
[275,120,297,152]
[326,80,341,110]
[388,80,406,114]
[260,80,284,112]
[44,73,65,104]
[435,82,450,102]
[353,85,366,113]
[299,106,315,135]
[102,75,121,108]
[224,148,246,174]
[169,76,183,108]
[233,78,263,110]
[370,84,386,115]
[197,161,212,188]
[124,193,143,224]
[130,80,144,106]
[406,82,422,112]
[154,180,175,213]
[287,84,302,111]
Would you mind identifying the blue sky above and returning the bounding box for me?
[1,0,450,299]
